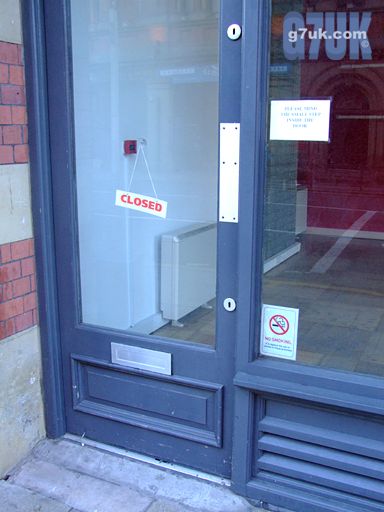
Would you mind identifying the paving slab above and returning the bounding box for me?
[32,438,256,512]
[146,498,197,512]
[0,480,71,512]
[10,458,153,512]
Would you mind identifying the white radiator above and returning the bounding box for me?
[161,223,216,324]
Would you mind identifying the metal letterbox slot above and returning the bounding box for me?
[219,123,240,223]
[111,343,172,376]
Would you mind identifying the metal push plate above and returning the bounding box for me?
[219,123,240,223]
[111,343,172,375]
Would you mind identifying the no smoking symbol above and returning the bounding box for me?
[269,314,289,336]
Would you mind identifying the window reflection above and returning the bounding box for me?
[263,1,384,376]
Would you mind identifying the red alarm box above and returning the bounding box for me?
[124,140,137,155]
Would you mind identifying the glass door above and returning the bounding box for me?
[45,0,241,477]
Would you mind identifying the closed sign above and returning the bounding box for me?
[115,190,168,219]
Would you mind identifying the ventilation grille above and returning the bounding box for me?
[255,402,384,509]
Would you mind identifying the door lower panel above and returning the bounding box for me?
[72,355,223,447]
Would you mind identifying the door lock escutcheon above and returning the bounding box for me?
[227,24,242,41]
[223,297,237,312]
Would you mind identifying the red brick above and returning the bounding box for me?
[1,85,26,105]
[9,65,24,85]
[0,145,13,164]
[3,125,22,144]
[0,283,12,302]
[3,282,13,300]
[32,308,39,325]
[14,144,28,163]
[0,321,5,340]
[23,292,37,312]
[5,317,15,336]
[28,238,35,256]
[0,243,11,264]
[17,45,23,65]
[11,105,26,124]
[0,105,11,124]
[15,311,33,332]
[0,42,19,64]
[12,276,31,297]
[0,297,23,321]
[0,63,9,83]
[22,125,28,144]
[0,261,21,283]
[11,239,29,259]
[30,273,36,292]
[21,257,34,276]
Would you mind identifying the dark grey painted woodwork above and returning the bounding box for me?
[21,0,66,437]
[35,0,242,478]
[258,435,384,481]
[234,359,384,416]
[259,455,384,501]
[248,477,384,512]
[72,356,223,447]
[259,417,384,461]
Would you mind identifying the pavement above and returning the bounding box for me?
[1,437,264,512]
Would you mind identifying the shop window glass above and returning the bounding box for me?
[262,0,384,377]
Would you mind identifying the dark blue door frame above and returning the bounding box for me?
[21,0,384,510]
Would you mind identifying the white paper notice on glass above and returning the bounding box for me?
[270,99,331,142]
[260,304,299,361]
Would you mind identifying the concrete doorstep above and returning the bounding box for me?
[1,438,263,512]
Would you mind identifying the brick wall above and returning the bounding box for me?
[0,40,35,342]
[0,239,37,340]
[0,41,28,164]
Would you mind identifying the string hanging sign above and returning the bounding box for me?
[115,139,168,219]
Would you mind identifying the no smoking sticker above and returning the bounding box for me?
[269,314,289,335]
[260,305,299,361]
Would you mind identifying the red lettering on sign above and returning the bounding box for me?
[122,194,163,213]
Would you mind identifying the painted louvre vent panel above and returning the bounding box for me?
[254,399,384,510]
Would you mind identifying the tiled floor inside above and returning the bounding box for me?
[155,299,216,346]
[156,234,384,378]
[265,234,384,376]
